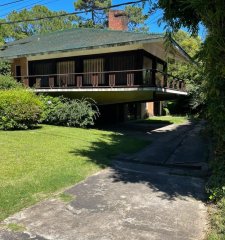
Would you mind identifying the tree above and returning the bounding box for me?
[156,1,225,154]
[125,5,148,32]
[74,0,111,28]
[173,30,201,58]
[0,5,80,75]
[74,0,148,31]
[3,5,79,41]
[167,30,204,114]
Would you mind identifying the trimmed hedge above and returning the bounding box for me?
[0,89,43,130]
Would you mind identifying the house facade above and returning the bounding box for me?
[0,10,190,122]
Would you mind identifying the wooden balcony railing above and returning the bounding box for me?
[17,69,186,92]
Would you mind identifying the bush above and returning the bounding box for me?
[206,156,225,202]
[0,75,22,89]
[162,107,170,116]
[40,95,99,128]
[39,95,64,125]
[0,61,11,75]
[0,89,43,130]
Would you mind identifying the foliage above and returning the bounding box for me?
[167,30,205,115]
[0,89,43,130]
[74,0,148,31]
[74,0,111,27]
[158,0,225,153]
[0,124,149,220]
[208,198,225,240]
[206,156,225,202]
[0,75,22,89]
[1,5,79,41]
[39,95,64,125]
[0,61,11,75]
[39,95,99,128]
[173,30,201,58]
[206,148,225,239]
[125,5,148,32]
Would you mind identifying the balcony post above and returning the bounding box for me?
[22,77,29,87]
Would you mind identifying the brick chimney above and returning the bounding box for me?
[108,10,128,31]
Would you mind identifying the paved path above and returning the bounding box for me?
[0,121,209,240]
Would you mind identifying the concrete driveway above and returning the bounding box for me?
[0,121,209,240]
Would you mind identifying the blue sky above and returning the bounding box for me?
[0,0,206,39]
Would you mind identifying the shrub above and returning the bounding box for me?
[40,95,99,128]
[39,95,64,125]
[0,75,22,89]
[0,61,11,75]
[206,156,225,202]
[162,107,170,116]
[0,89,43,130]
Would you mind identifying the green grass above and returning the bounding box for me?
[0,125,149,221]
[137,116,188,125]
[58,193,75,203]
[7,223,26,232]
[208,198,225,240]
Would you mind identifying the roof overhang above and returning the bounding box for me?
[0,37,164,60]
[0,31,192,64]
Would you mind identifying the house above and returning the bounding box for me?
[0,10,190,122]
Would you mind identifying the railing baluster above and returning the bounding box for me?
[49,77,54,88]
[61,76,67,88]
[76,75,82,88]
[127,72,134,86]
[91,74,98,87]
[109,74,115,87]
[35,78,41,88]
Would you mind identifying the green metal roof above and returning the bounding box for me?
[0,28,164,59]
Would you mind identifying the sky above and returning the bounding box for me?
[0,0,206,39]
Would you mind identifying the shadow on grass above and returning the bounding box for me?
[70,121,206,202]
[69,131,149,168]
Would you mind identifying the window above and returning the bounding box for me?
[57,60,75,86]
[143,56,153,85]
[29,61,55,87]
[83,58,104,85]
[108,54,135,85]
[156,62,164,87]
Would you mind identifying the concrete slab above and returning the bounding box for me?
[1,167,208,240]
[166,123,209,166]
[118,121,208,170]
[116,121,194,164]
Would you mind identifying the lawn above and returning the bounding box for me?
[137,116,188,125]
[0,125,149,221]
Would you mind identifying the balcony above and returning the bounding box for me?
[20,69,186,93]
